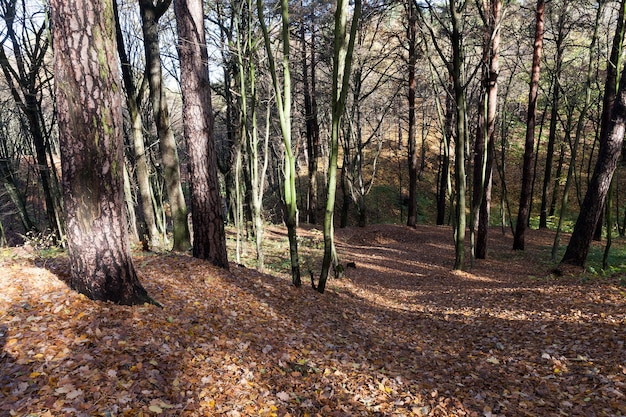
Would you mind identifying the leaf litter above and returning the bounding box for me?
[0,224,625,416]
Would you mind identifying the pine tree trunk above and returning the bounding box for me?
[51,0,153,305]
[175,0,229,268]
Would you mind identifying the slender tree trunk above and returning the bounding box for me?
[436,82,453,226]
[139,0,191,252]
[257,0,301,286]
[0,2,61,240]
[175,0,229,267]
[513,0,545,250]
[301,4,321,225]
[449,0,467,270]
[113,0,160,250]
[51,0,154,305]
[539,6,569,229]
[0,159,35,232]
[406,0,418,227]
[317,0,361,293]
[475,0,501,260]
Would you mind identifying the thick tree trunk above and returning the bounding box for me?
[139,0,191,252]
[174,0,229,268]
[51,0,153,305]
[513,0,544,250]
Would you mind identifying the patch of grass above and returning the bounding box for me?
[528,215,575,232]
[585,238,626,277]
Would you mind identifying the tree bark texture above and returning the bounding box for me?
[51,0,152,305]
[139,0,191,251]
[513,0,544,250]
[174,0,229,268]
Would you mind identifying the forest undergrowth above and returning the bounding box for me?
[1,224,625,416]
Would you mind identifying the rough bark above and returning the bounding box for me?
[51,0,154,305]
[139,0,191,251]
[174,0,229,268]
[513,0,545,251]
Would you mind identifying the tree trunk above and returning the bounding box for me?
[436,84,453,226]
[257,0,301,286]
[175,0,229,268]
[139,0,191,252]
[113,0,160,250]
[513,0,545,250]
[406,0,418,227]
[0,159,35,232]
[0,1,62,240]
[51,0,154,305]
[560,0,626,268]
[539,8,567,229]
[475,0,501,260]
[301,4,321,225]
[318,0,361,293]
[450,0,467,270]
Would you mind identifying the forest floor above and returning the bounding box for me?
[1,224,625,417]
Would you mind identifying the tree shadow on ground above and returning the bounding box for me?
[0,257,197,416]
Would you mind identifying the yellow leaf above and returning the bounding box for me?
[148,405,163,414]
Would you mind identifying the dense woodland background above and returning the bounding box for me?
[1,1,626,415]
[2,0,626,281]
